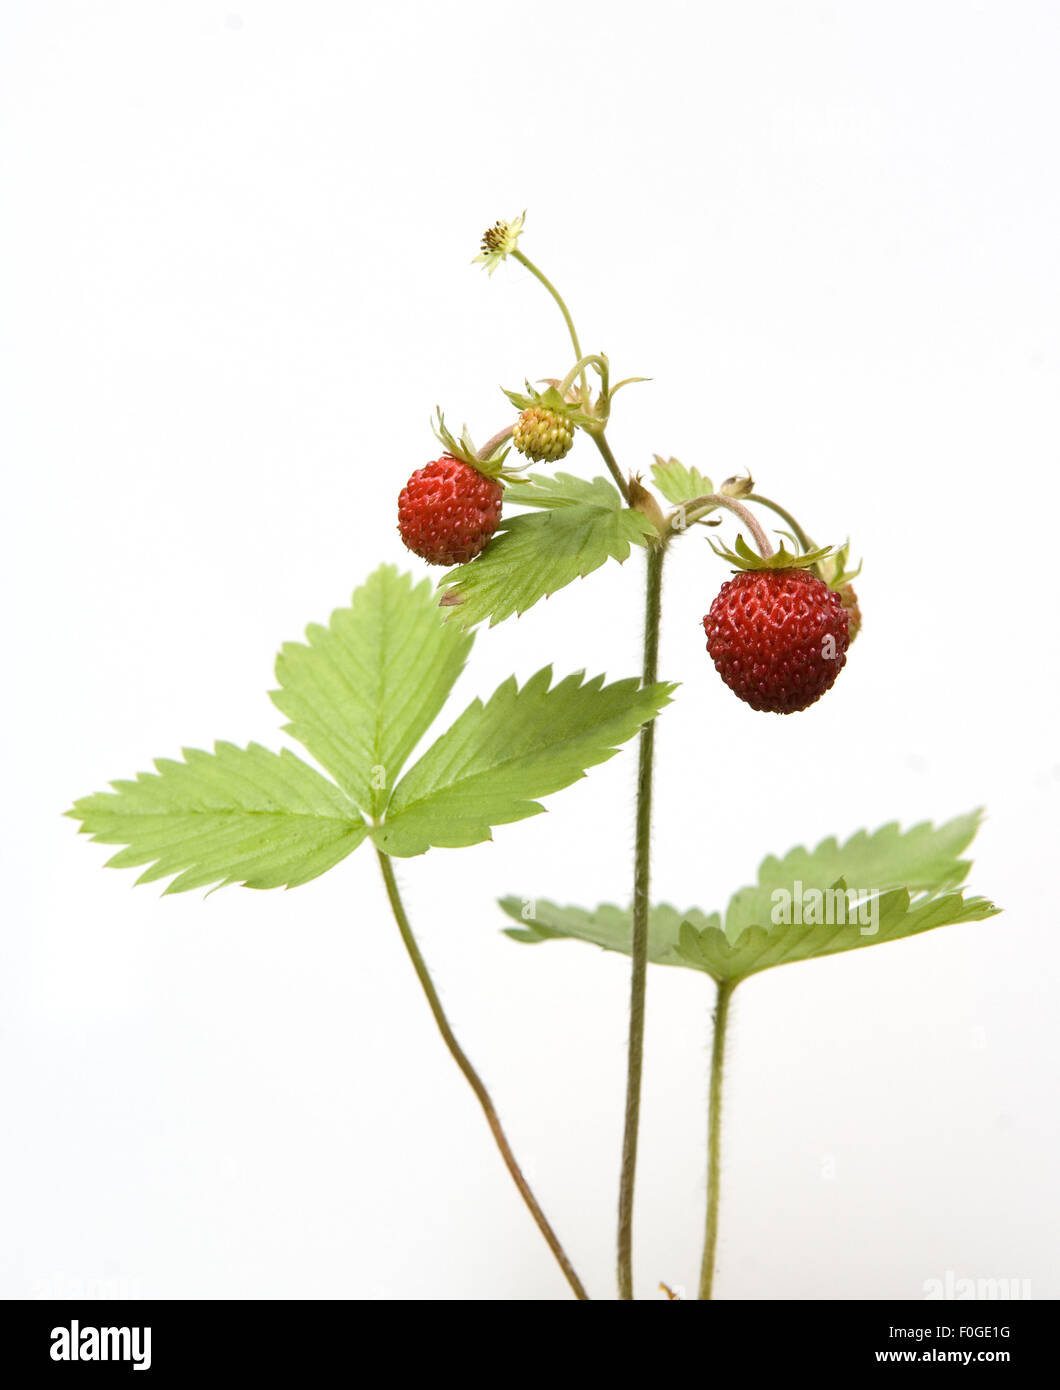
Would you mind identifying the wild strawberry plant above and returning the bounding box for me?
[69,213,999,1301]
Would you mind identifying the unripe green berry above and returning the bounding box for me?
[513,406,575,463]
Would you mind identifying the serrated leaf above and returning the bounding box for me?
[676,888,999,982]
[723,813,986,939]
[504,890,999,983]
[499,897,717,963]
[501,813,1000,983]
[68,742,367,893]
[436,473,654,628]
[272,565,473,817]
[650,456,713,505]
[372,668,675,857]
[501,473,626,510]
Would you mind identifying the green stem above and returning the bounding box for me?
[699,979,736,1300]
[589,430,631,504]
[510,248,626,500]
[476,424,515,461]
[511,249,583,360]
[557,354,609,400]
[746,493,817,553]
[511,248,588,399]
[680,494,775,557]
[375,849,590,1301]
[617,540,666,1299]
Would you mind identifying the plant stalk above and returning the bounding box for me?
[510,247,627,503]
[590,430,632,504]
[746,493,816,553]
[699,979,736,1300]
[617,539,666,1299]
[679,494,775,557]
[476,424,515,460]
[557,353,610,400]
[511,249,585,378]
[375,848,590,1300]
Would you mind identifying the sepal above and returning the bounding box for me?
[432,409,515,479]
[817,540,863,591]
[501,380,598,431]
[708,533,838,572]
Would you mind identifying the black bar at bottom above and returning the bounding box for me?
[2,1297,1051,1378]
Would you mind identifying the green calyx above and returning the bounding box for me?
[432,409,519,480]
[502,380,597,432]
[505,355,650,442]
[708,533,838,572]
[718,472,754,499]
[816,540,863,591]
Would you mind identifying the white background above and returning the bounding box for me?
[2,0,1057,1301]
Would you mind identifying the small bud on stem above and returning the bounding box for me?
[628,477,669,537]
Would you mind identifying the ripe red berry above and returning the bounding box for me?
[702,568,850,714]
[397,455,503,566]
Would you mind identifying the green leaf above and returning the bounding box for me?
[372,668,675,857]
[501,813,1000,983]
[722,812,986,939]
[650,456,713,505]
[436,473,654,628]
[500,897,717,964]
[500,473,626,510]
[272,565,473,817]
[503,890,999,984]
[675,887,999,982]
[68,743,367,893]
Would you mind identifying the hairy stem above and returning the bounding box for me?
[375,849,589,1300]
[617,540,666,1299]
[678,494,775,558]
[511,248,588,399]
[746,493,817,553]
[589,430,632,504]
[699,979,736,1300]
[511,249,583,360]
[476,424,515,461]
[510,247,626,500]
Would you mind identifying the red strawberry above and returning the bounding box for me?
[702,568,850,714]
[397,455,503,566]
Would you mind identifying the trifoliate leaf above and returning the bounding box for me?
[372,668,675,857]
[650,456,713,505]
[68,743,367,893]
[272,565,473,818]
[501,813,1000,983]
[436,473,654,628]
